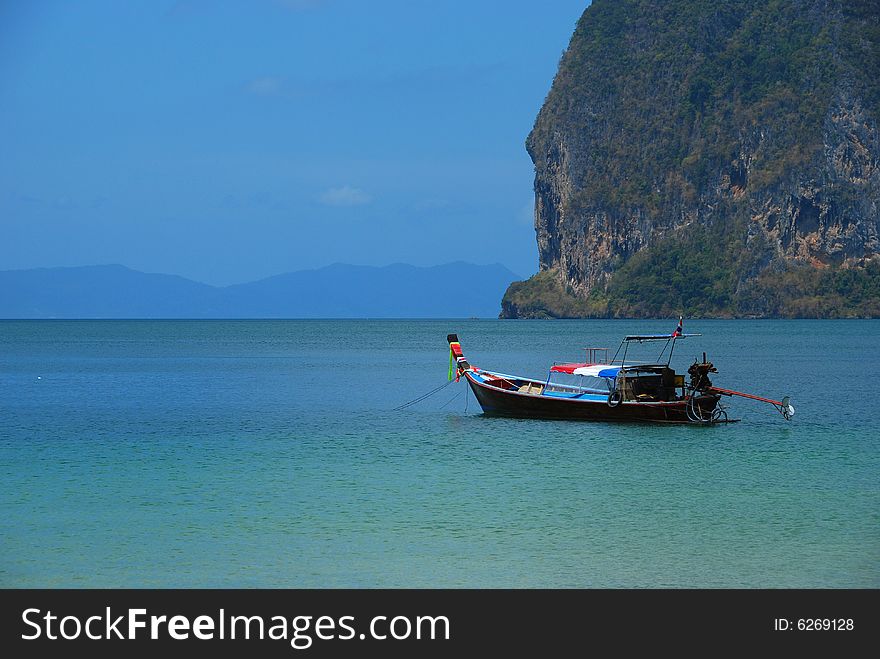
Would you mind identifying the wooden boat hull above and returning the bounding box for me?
[464,371,719,423]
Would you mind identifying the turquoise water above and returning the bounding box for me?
[1,319,877,588]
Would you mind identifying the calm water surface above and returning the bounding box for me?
[1,319,877,587]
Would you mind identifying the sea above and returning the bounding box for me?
[1,319,877,588]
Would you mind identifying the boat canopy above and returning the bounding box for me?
[623,333,701,342]
[551,363,622,378]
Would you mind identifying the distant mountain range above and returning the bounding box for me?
[0,262,521,318]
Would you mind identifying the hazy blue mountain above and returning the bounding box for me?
[0,262,520,318]
[0,265,219,318]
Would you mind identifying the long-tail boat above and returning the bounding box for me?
[446,319,794,424]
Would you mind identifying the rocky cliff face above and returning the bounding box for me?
[503,0,880,318]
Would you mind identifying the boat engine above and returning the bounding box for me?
[687,353,717,392]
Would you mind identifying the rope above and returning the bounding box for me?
[392,379,456,411]
[439,389,463,410]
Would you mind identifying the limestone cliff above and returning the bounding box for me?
[502,0,880,318]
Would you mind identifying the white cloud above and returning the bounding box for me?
[169,0,325,19]
[413,198,450,212]
[319,185,372,207]
[274,0,326,9]
[246,76,284,96]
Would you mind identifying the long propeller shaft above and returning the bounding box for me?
[707,386,782,406]
[707,386,794,420]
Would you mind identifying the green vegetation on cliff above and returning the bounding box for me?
[501,271,593,319]
[503,260,880,319]
[530,0,880,209]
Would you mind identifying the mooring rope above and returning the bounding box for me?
[391,379,456,411]
[439,389,463,410]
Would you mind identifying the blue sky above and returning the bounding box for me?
[1,0,588,285]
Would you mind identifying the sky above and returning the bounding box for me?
[1,0,589,285]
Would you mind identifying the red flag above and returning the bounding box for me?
[672,316,683,337]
